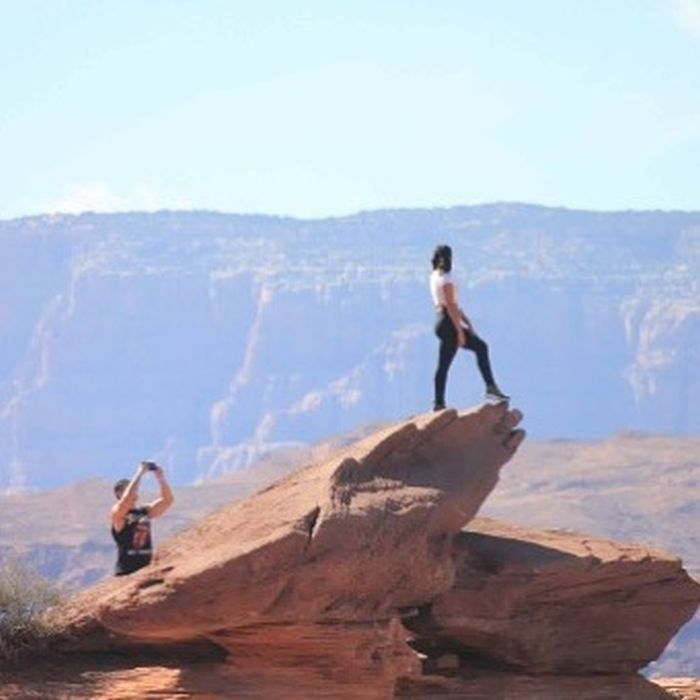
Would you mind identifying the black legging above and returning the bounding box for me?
[434,309,495,408]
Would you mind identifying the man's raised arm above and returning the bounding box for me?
[148,466,174,519]
[111,462,148,531]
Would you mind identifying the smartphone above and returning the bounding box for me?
[141,461,158,471]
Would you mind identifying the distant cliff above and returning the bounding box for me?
[1,204,699,490]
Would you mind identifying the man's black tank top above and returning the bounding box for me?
[112,506,153,576]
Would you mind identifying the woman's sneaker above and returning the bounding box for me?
[485,384,510,402]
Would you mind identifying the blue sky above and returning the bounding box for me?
[1,0,699,218]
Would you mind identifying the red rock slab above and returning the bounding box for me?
[55,404,524,647]
[404,517,700,674]
[396,667,681,699]
[0,657,395,699]
[654,678,700,700]
[3,661,693,699]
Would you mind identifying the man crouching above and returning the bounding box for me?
[111,461,174,576]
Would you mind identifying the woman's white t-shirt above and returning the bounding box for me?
[430,270,457,307]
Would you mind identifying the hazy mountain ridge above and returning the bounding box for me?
[1,204,699,490]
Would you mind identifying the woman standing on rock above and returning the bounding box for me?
[430,244,509,410]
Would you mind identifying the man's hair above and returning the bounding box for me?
[432,244,452,272]
[114,478,130,498]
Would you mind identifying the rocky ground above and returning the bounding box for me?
[1,404,699,698]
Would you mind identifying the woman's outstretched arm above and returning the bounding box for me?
[459,308,475,334]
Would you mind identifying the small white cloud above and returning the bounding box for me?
[52,182,125,213]
[339,388,361,407]
[290,391,323,414]
[49,181,185,214]
[132,184,159,211]
[673,0,700,37]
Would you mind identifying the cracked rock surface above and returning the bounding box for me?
[403,517,700,674]
[54,403,524,648]
[33,402,700,698]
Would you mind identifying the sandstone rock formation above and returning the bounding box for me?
[56,403,524,647]
[396,667,688,700]
[655,678,700,700]
[5,402,697,698]
[403,518,700,674]
[1,658,698,699]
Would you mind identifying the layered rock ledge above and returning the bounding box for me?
[5,403,698,699]
[55,403,524,649]
[403,518,700,674]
